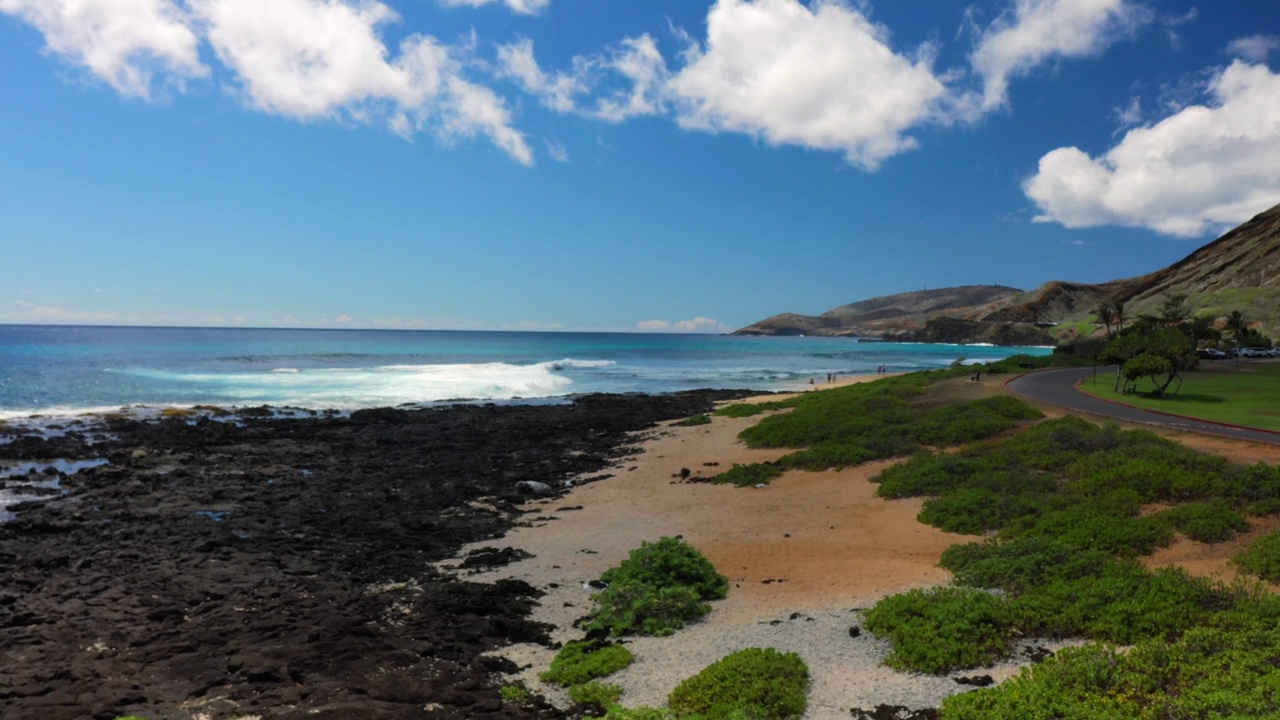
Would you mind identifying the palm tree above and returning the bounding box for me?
[1111,300,1127,334]
[1095,303,1116,338]
[1226,310,1250,341]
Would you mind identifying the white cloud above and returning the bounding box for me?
[496,35,667,122]
[544,139,569,163]
[1024,61,1280,237]
[0,0,207,98]
[638,317,731,334]
[971,0,1150,111]
[594,35,669,122]
[1227,35,1280,62]
[191,0,531,164]
[438,0,549,15]
[496,38,587,113]
[668,0,948,170]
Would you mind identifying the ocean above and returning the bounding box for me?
[0,324,1052,420]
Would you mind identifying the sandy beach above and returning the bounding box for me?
[451,374,1280,719]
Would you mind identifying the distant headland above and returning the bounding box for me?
[734,202,1280,347]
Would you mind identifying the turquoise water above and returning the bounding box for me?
[0,325,1052,419]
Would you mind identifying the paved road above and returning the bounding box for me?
[1006,367,1280,446]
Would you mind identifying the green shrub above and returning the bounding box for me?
[943,624,1280,719]
[587,582,711,637]
[711,462,782,487]
[600,537,728,602]
[676,414,712,427]
[540,641,635,686]
[713,399,798,418]
[586,537,728,637]
[1235,530,1280,583]
[1009,565,1227,644]
[571,682,624,709]
[1158,500,1250,543]
[603,708,684,720]
[918,488,1049,534]
[863,587,1012,674]
[499,684,532,703]
[940,537,1114,594]
[1018,505,1172,557]
[667,648,809,720]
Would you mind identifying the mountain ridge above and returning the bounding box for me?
[733,201,1280,345]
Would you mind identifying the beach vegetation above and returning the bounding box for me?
[585,537,727,637]
[726,375,1041,476]
[570,681,625,710]
[667,648,809,720]
[499,683,533,704]
[863,587,1013,674]
[942,621,1280,719]
[860,409,1280,676]
[1234,530,1280,583]
[541,641,634,686]
[676,414,713,427]
[710,462,782,487]
[1157,499,1250,543]
[713,398,800,418]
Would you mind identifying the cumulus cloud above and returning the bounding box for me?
[190,0,531,164]
[971,0,1150,110]
[438,0,549,15]
[0,0,207,98]
[1023,61,1280,237]
[668,0,948,169]
[1227,34,1280,62]
[638,317,731,334]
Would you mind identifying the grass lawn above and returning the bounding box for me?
[1080,360,1280,431]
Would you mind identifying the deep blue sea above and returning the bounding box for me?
[0,325,1052,420]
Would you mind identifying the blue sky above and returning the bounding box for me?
[1,0,1278,332]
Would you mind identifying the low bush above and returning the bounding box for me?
[586,582,711,638]
[1017,505,1172,557]
[570,682,624,710]
[713,399,798,418]
[710,462,782,487]
[675,414,712,427]
[863,587,1012,674]
[540,641,634,686]
[585,537,727,637]
[1009,565,1227,644]
[918,488,1048,535]
[600,537,728,602]
[943,624,1280,719]
[1234,530,1280,583]
[499,684,532,704]
[1159,500,1250,543]
[667,648,809,720]
[940,537,1113,594]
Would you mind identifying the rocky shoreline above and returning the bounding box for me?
[0,391,753,720]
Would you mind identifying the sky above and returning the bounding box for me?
[1,0,1278,333]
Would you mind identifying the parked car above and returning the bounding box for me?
[1239,347,1273,358]
[1196,348,1231,360]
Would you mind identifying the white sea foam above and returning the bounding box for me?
[113,359,617,410]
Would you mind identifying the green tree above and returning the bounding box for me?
[1158,293,1192,326]
[1117,327,1197,397]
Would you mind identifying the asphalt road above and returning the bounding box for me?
[1006,367,1280,446]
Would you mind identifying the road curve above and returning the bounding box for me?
[1006,367,1280,446]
